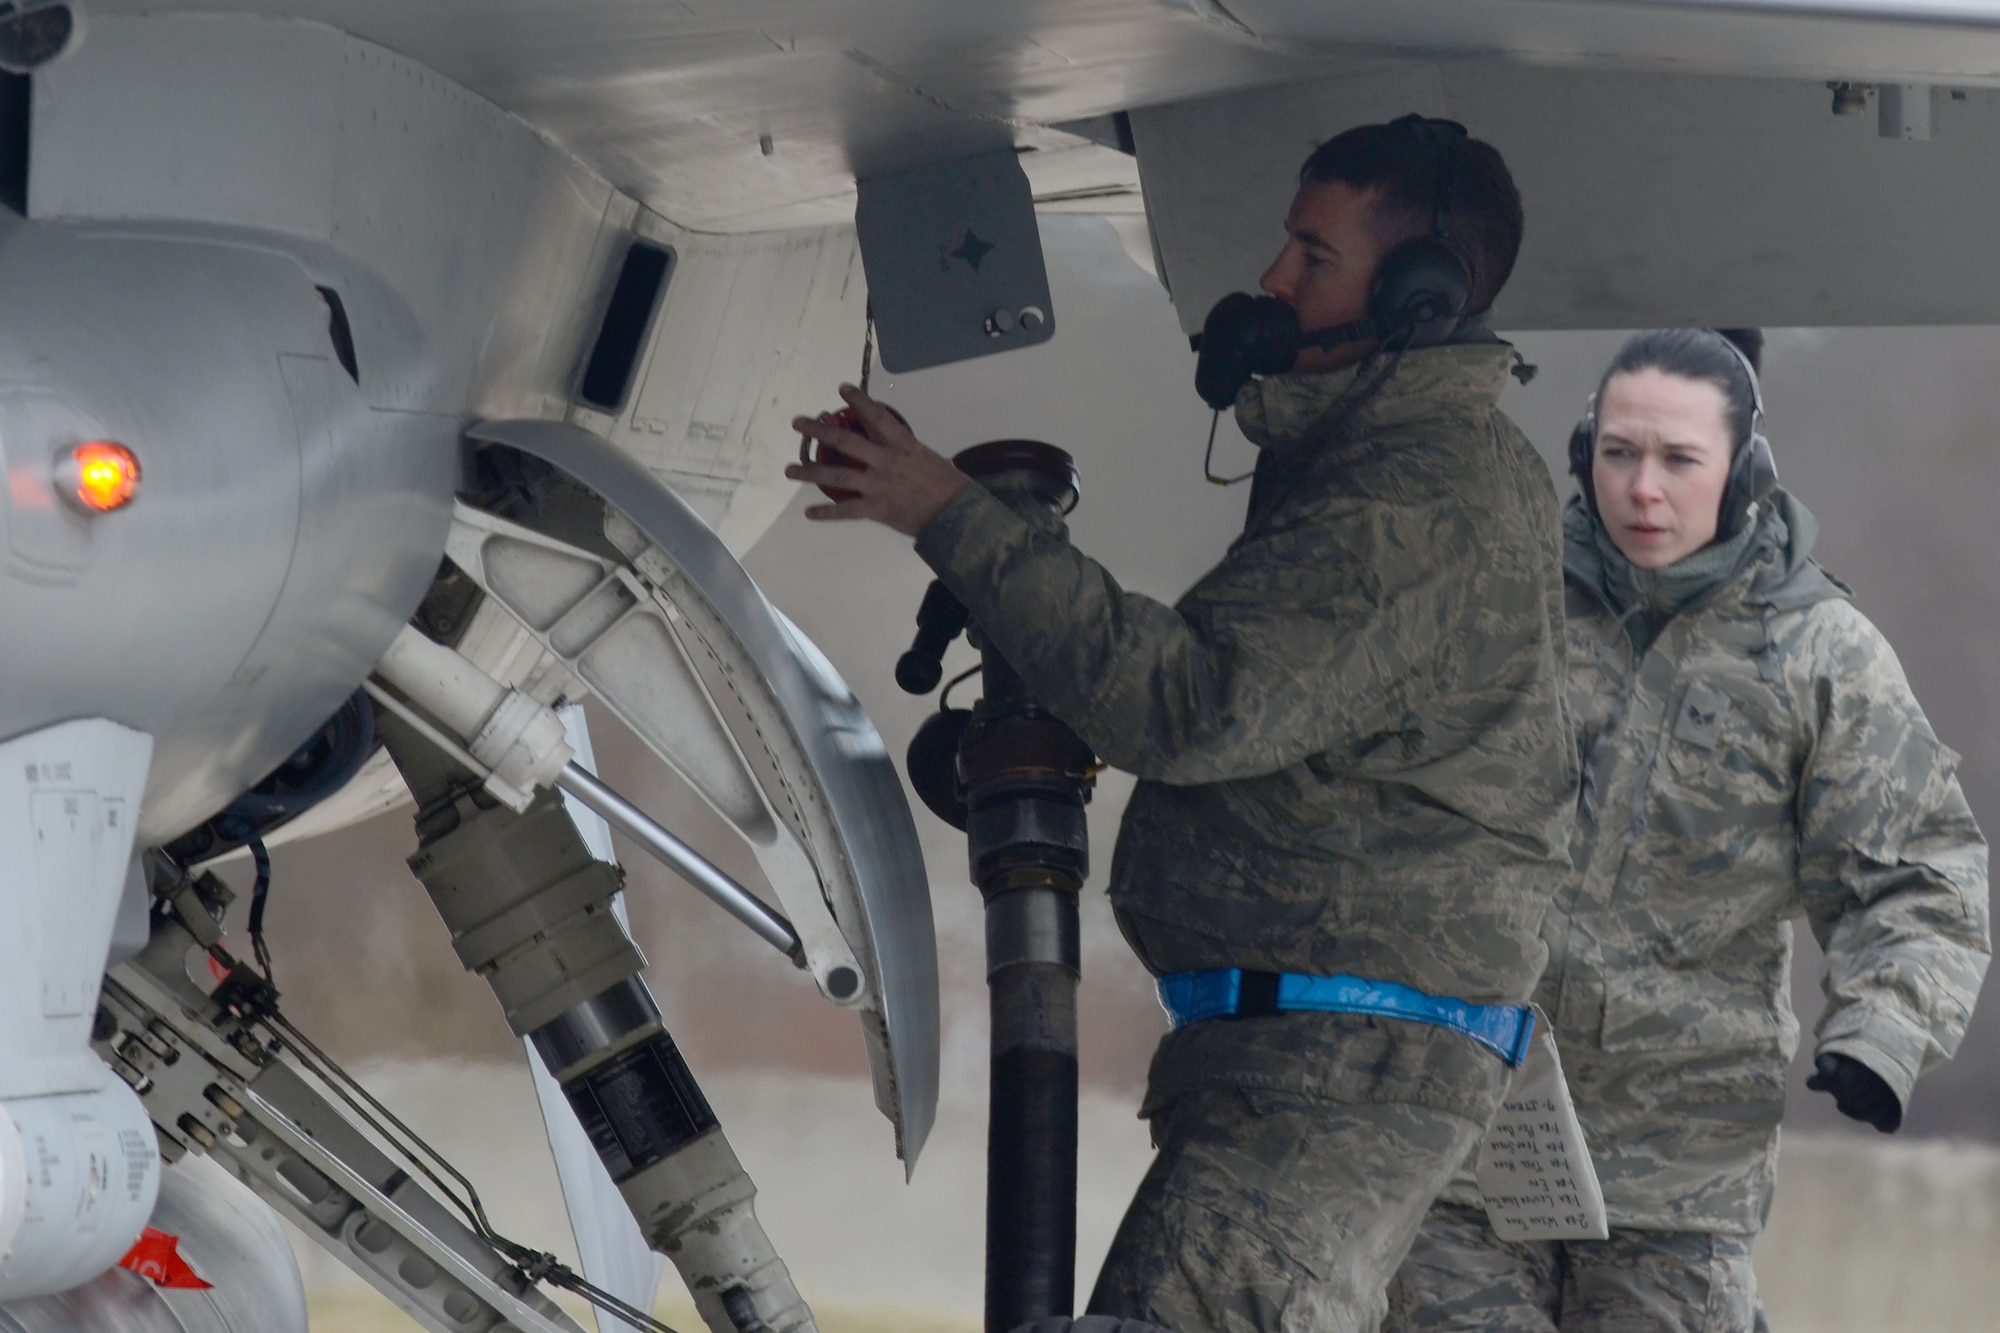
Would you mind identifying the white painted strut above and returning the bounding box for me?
[372,627,800,959]
[374,626,573,809]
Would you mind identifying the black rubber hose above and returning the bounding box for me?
[986,956,1079,1333]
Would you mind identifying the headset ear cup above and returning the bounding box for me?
[1368,237,1471,348]
[1745,432,1778,503]
[1716,432,1779,539]
[1568,404,1599,517]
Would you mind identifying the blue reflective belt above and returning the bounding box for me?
[1156,969,1536,1067]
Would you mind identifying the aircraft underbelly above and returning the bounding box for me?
[0,219,456,842]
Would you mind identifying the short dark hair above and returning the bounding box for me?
[1298,119,1524,315]
[1600,328,1763,449]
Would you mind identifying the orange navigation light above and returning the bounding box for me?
[60,441,142,513]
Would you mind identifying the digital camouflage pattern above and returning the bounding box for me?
[1385,1201,1762,1332]
[1089,1016,1506,1333]
[1435,492,1989,1237]
[916,340,1574,1331]
[916,341,1576,1014]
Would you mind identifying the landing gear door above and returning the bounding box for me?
[460,418,939,1170]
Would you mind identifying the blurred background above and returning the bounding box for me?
[228,217,2000,1332]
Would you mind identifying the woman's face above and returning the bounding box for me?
[1591,368,1736,570]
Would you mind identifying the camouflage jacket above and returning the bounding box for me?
[915,343,1576,1092]
[1508,493,1989,1234]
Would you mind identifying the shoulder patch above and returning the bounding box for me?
[1673,681,1734,751]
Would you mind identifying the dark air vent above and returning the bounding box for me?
[577,240,674,413]
[0,73,27,216]
[316,286,359,384]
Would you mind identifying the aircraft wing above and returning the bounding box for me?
[39,0,2000,569]
[78,0,2000,235]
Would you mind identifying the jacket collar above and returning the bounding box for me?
[1563,489,1851,624]
[1232,339,1517,459]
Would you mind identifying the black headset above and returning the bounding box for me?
[1567,331,1778,541]
[1192,115,1477,411]
[1369,115,1476,348]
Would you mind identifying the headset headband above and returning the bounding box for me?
[1388,114,1470,253]
[1708,330,1765,432]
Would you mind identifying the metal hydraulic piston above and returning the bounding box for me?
[373,645,817,1333]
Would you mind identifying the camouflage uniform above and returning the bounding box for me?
[1386,493,1990,1332]
[1390,1201,1762,1332]
[915,342,1577,1332]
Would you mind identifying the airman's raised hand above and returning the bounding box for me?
[787,384,970,537]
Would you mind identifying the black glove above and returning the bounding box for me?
[1806,1053,1903,1133]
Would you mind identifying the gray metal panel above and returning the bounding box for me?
[594,219,870,554]
[1134,62,2000,332]
[464,417,939,1169]
[30,14,630,423]
[856,149,1055,372]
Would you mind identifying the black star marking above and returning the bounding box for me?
[950,229,996,271]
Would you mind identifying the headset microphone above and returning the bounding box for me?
[1192,296,1384,413]
[1192,300,1390,484]
[1193,294,1296,411]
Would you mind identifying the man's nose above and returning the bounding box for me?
[1259,251,1295,304]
